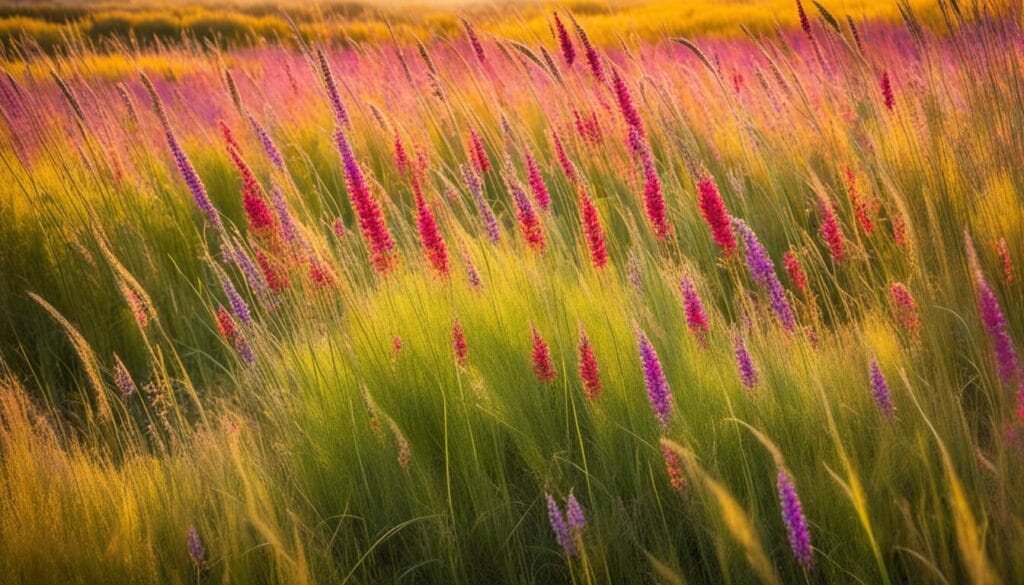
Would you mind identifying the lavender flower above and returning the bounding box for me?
[776,470,813,569]
[733,219,796,332]
[637,329,672,428]
[232,242,267,297]
[220,273,252,325]
[247,113,285,171]
[546,494,576,556]
[187,524,205,567]
[733,331,759,389]
[976,273,1021,386]
[565,492,586,530]
[235,332,255,365]
[869,359,895,419]
[317,46,350,127]
[463,164,500,244]
[270,183,299,244]
[141,74,223,230]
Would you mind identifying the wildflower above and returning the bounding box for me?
[796,0,812,38]
[776,470,813,569]
[579,187,609,269]
[218,119,241,152]
[463,165,500,244]
[869,359,895,419]
[889,282,920,336]
[270,184,299,245]
[637,329,672,428]
[627,251,643,290]
[577,327,602,400]
[661,444,686,493]
[639,135,672,240]
[782,250,809,296]
[460,17,486,64]
[220,274,252,325]
[975,272,1021,386]
[733,330,759,389]
[452,319,469,367]
[215,306,236,340]
[415,193,450,277]
[317,46,350,127]
[565,492,586,530]
[891,215,907,248]
[525,151,551,211]
[121,286,150,329]
[462,250,482,289]
[187,524,205,568]
[997,238,1014,285]
[113,354,136,397]
[697,175,736,256]
[553,12,576,66]
[333,218,346,239]
[235,333,255,364]
[142,73,222,230]
[880,71,894,112]
[819,198,846,263]
[511,179,546,252]
[733,219,797,332]
[571,16,605,82]
[546,494,576,555]
[467,127,491,174]
[552,131,579,184]
[531,325,558,383]
[334,129,396,274]
[247,113,285,172]
[612,69,644,136]
[680,276,710,347]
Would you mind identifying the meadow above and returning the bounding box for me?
[1,0,1023,583]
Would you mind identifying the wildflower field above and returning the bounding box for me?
[1,0,1023,583]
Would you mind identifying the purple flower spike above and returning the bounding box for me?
[976,274,1021,387]
[546,493,576,556]
[733,331,759,389]
[869,359,895,419]
[733,219,796,332]
[776,470,813,569]
[565,492,586,531]
[187,524,205,567]
[637,329,672,428]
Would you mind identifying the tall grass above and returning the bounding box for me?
[1,1,1024,583]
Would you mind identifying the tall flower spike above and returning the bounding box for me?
[220,272,252,326]
[141,73,222,230]
[571,15,605,83]
[247,113,285,172]
[697,174,736,256]
[777,470,813,569]
[638,135,672,240]
[733,218,796,332]
[187,524,205,568]
[462,249,482,289]
[869,359,895,419]
[531,325,558,383]
[577,327,602,400]
[215,306,236,340]
[334,129,396,274]
[783,251,810,297]
[510,179,546,253]
[975,271,1021,386]
[818,197,846,263]
[637,329,672,428]
[415,193,450,277]
[546,494,576,556]
[112,354,137,397]
[565,492,586,531]
[733,330,759,389]
[553,12,576,66]
[889,282,920,336]
[317,46,350,127]
[463,165,500,244]
[680,276,710,347]
[467,127,491,174]
[880,71,895,112]
[460,17,486,64]
[612,68,645,136]
[579,186,609,269]
[524,151,551,211]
